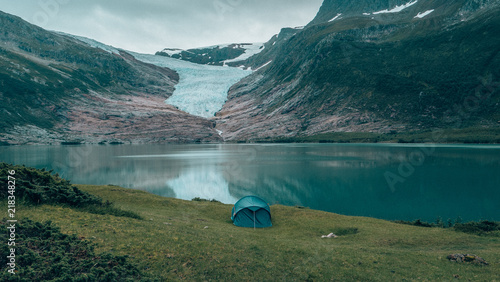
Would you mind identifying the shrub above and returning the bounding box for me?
[394,218,500,237]
[0,163,142,219]
[0,219,152,281]
[394,219,435,228]
[192,197,221,203]
[0,163,101,207]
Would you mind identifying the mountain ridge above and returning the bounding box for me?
[2,0,500,145]
[214,0,500,142]
[0,10,221,145]
[155,43,264,68]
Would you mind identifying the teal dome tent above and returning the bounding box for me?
[231,196,272,228]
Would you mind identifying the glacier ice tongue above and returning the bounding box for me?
[62,32,252,119]
[131,52,251,118]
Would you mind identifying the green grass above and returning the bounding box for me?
[2,184,499,281]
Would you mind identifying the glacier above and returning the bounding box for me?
[132,52,251,118]
[62,33,252,119]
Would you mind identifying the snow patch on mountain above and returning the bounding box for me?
[223,43,265,64]
[415,9,435,18]
[198,43,232,50]
[58,32,121,54]
[160,48,183,56]
[254,60,273,71]
[328,13,342,22]
[373,0,418,14]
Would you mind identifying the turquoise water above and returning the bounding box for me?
[1,143,499,222]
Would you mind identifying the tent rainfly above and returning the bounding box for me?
[231,196,272,228]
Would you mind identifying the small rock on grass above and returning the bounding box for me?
[447,254,489,266]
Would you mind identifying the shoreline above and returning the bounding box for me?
[2,127,500,146]
[2,140,500,146]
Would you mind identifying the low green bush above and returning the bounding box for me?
[191,197,221,203]
[0,163,141,219]
[0,163,101,207]
[394,219,437,228]
[0,219,151,281]
[395,218,500,237]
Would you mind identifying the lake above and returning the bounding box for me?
[1,143,499,222]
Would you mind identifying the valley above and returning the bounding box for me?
[1,0,500,145]
[1,2,500,280]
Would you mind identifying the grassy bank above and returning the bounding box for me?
[251,127,500,144]
[2,184,499,280]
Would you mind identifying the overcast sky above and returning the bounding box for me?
[0,0,323,54]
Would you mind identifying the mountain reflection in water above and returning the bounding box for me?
[1,143,499,222]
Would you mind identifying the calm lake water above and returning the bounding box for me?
[1,143,499,222]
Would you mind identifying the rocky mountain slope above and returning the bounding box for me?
[215,0,500,141]
[0,11,221,145]
[2,0,500,145]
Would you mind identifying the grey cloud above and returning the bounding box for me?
[0,0,323,53]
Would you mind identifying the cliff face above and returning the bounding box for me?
[215,0,500,141]
[0,11,221,145]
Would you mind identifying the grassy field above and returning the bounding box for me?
[4,184,499,281]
